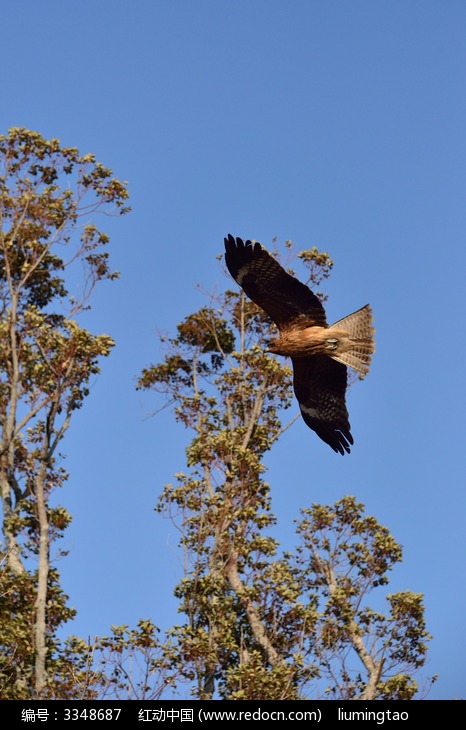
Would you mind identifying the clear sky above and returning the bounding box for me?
[1,0,465,700]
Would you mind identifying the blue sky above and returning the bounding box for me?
[1,0,465,700]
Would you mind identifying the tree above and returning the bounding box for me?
[93,621,179,700]
[0,128,129,698]
[138,241,434,699]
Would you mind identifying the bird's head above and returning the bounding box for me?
[265,337,285,356]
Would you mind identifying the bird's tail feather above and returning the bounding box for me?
[329,304,375,376]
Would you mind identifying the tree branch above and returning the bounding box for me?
[226,550,281,667]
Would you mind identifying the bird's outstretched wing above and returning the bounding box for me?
[224,234,327,329]
[291,355,353,454]
[224,234,358,454]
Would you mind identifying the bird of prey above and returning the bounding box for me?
[224,235,375,454]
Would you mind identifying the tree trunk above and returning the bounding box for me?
[34,459,50,697]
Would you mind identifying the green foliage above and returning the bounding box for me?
[0,128,129,697]
[0,145,434,706]
[139,242,433,699]
[0,127,129,312]
[0,561,78,698]
[293,497,431,699]
[94,621,179,700]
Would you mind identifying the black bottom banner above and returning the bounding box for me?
[0,699,460,727]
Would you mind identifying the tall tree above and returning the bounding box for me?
[138,242,433,699]
[0,128,129,697]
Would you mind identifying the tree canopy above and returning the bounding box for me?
[0,131,433,699]
[137,242,433,700]
[0,128,129,697]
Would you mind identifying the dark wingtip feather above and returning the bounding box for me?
[325,429,353,455]
[224,235,263,280]
[299,406,354,455]
[326,430,353,455]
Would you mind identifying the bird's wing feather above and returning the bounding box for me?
[291,355,353,454]
[224,235,327,328]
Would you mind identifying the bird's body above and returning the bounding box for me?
[224,235,375,454]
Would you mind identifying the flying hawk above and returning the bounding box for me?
[224,235,375,454]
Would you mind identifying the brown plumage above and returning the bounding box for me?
[224,235,375,454]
